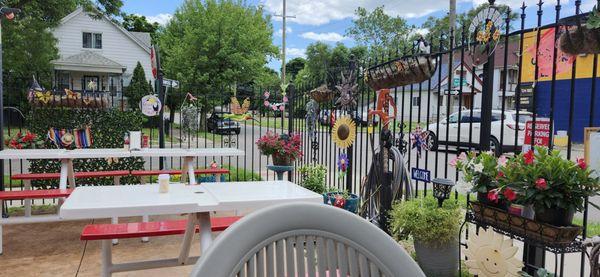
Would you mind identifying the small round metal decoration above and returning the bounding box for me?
[464,228,523,277]
[468,5,504,66]
[140,94,162,117]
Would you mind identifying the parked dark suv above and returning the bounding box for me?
[207,112,241,134]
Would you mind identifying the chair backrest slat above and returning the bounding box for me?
[370,261,381,277]
[248,253,256,277]
[275,239,285,277]
[326,238,337,271]
[337,242,349,276]
[358,253,369,276]
[316,236,327,276]
[266,242,275,277]
[305,235,317,276]
[256,247,266,276]
[347,247,360,277]
[285,236,296,276]
[295,235,306,276]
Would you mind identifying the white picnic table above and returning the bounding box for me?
[0,147,245,188]
[59,181,322,275]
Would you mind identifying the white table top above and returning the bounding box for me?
[0,147,244,160]
[59,181,322,219]
[59,183,220,219]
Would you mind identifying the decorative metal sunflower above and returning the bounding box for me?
[332,116,356,149]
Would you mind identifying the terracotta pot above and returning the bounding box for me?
[272,154,293,166]
[535,207,575,226]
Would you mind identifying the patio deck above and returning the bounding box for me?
[0,213,234,276]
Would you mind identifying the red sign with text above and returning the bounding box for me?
[524,119,551,147]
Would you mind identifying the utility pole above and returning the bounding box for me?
[449,0,457,47]
[275,0,295,84]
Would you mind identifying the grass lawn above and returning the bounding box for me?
[249,117,305,131]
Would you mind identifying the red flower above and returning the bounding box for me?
[333,195,346,208]
[22,132,36,143]
[535,178,547,190]
[487,189,499,203]
[524,150,535,165]
[502,188,517,201]
[496,171,505,180]
[577,158,587,170]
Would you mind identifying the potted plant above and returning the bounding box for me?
[298,164,327,194]
[389,197,462,277]
[323,189,360,214]
[256,132,302,166]
[5,131,44,149]
[500,147,600,226]
[453,151,506,209]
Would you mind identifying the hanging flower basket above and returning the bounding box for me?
[558,6,600,55]
[364,55,437,91]
[309,84,335,103]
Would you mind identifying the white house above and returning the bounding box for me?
[51,7,154,95]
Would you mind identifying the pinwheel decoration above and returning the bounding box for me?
[224,97,253,121]
[410,126,430,159]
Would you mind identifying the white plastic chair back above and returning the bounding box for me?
[191,202,425,277]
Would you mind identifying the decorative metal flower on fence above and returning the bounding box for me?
[464,228,523,277]
[334,70,358,112]
[263,90,287,112]
[337,152,349,180]
[332,116,356,149]
[410,126,430,159]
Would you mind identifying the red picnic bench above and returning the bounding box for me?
[80,216,242,275]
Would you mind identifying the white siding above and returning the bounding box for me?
[52,10,154,85]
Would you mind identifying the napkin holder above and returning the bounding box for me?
[129,131,142,151]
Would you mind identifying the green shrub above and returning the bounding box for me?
[224,165,263,182]
[26,108,146,188]
[298,164,327,194]
[389,197,462,247]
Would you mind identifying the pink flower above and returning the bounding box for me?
[279,105,285,111]
[333,195,346,208]
[283,96,288,103]
[524,150,535,165]
[498,155,508,166]
[503,188,517,201]
[577,158,587,170]
[449,157,458,167]
[487,189,499,203]
[458,152,467,161]
[535,178,547,190]
[272,105,278,111]
[263,91,270,98]
[264,100,270,107]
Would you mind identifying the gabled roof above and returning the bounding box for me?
[130,32,152,48]
[53,51,125,72]
[59,7,151,54]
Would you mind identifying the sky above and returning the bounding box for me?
[122,0,590,73]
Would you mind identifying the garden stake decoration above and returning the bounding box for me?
[225,97,253,121]
[338,153,349,180]
[464,228,523,277]
[334,70,358,112]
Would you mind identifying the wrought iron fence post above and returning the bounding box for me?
[479,48,495,152]
[154,45,165,169]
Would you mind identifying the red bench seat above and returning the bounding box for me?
[80,216,241,241]
[0,188,74,201]
[11,170,130,180]
[130,168,229,177]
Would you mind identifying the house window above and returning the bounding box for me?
[83,32,102,49]
[56,71,70,90]
[412,96,420,106]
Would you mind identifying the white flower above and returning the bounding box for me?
[474,163,484,173]
[455,178,472,195]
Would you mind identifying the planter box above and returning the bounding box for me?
[470,202,582,248]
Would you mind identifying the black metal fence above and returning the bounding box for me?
[1,0,599,275]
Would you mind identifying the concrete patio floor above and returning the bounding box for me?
[0,214,223,276]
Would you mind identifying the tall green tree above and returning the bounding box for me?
[125,62,152,110]
[159,0,277,129]
[285,57,305,81]
[2,0,123,109]
[122,14,159,33]
[304,42,331,84]
[345,6,415,57]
